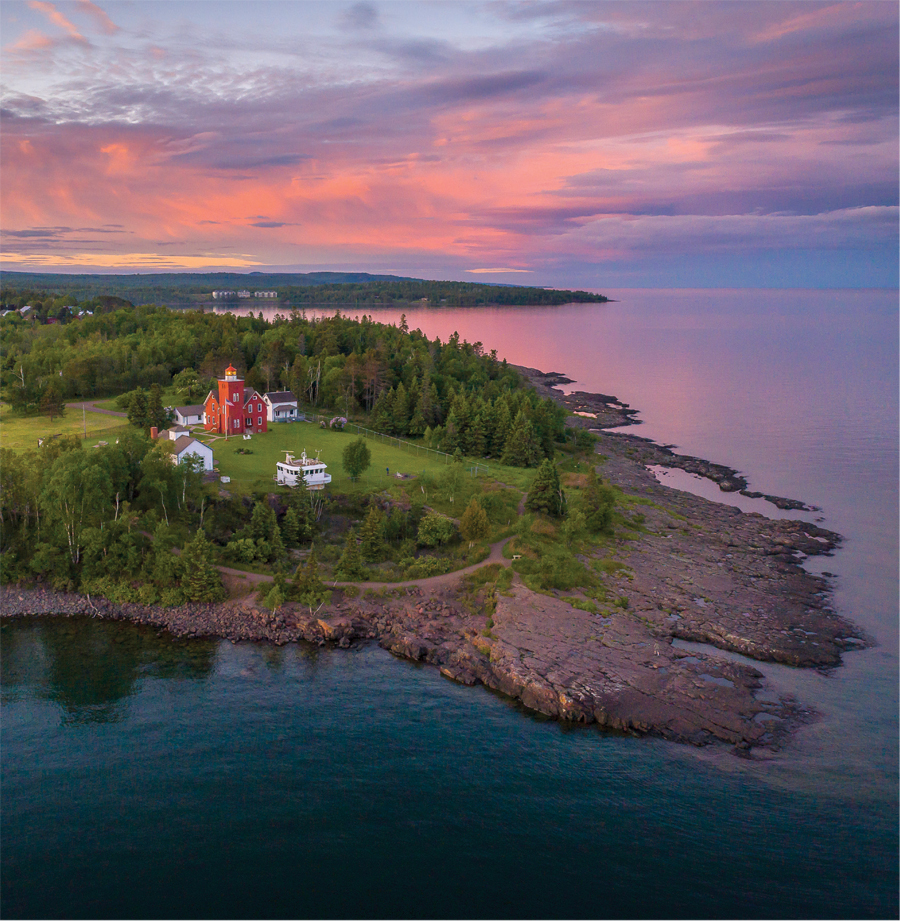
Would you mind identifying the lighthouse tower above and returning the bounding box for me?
[203,364,268,435]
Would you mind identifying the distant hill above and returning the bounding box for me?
[0,271,607,310]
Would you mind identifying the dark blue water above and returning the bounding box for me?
[4,290,898,918]
[2,620,896,919]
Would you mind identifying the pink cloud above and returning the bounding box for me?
[26,1,88,43]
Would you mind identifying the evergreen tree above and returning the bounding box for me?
[493,398,513,456]
[148,383,171,431]
[282,507,300,546]
[466,413,487,457]
[459,498,490,541]
[583,468,616,535]
[289,492,316,541]
[370,388,395,434]
[442,409,461,454]
[335,527,366,580]
[392,381,410,434]
[292,548,329,608]
[525,459,567,518]
[500,411,542,468]
[127,388,150,430]
[360,505,386,561]
[249,500,277,543]
[263,572,288,612]
[180,530,227,602]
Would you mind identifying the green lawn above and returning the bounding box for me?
[0,402,132,453]
[206,421,457,495]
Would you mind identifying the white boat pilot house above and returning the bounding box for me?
[275,451,331,490]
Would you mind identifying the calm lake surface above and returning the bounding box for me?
[3,289,897,919]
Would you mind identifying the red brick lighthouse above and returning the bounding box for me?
[203,365,268,436]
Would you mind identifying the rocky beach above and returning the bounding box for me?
[0,369,870,758]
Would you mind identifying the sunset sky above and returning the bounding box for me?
[1,1,897,288]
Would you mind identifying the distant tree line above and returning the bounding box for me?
[1,272,607,311]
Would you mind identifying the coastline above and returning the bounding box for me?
[1,366,871,756]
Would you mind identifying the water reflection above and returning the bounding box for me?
[1,618,216,724]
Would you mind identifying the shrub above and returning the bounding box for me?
[416,512,457,548]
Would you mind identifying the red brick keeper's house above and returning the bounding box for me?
[203,365,268,435]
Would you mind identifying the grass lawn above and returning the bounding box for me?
[0,402,132,453]
[206,420,458,495]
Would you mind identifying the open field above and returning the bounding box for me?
[0,403,132,452]
[205,420,457,494]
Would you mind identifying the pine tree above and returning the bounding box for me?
[292,548,329,608]
[492,399,512,457]
[249,500,276,542]
[442,409,461,454]
[360,505,386,561]
[583,468,616,534]
[335,527,366,580]
[148,383,171,431]
[264,572,287,612]
[282,507,300,546]
[180,530,227,602]
[392,381,410,434]
[370,388,395,434]
[501,411,542,468]
[525,459,567,518]
[269,521,285,561]
[466,413,487,457]
[459,498,491,541]
[127,388,150,430]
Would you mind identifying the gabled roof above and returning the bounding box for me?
[172,435,210,455]
[176,404,205,415]
[265,391,297,402]
[242,387,263,404]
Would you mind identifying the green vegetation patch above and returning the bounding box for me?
[0,402,131,453]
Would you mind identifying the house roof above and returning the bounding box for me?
[243,387,262,404]
[176,404,205,415]
[172,435,211,455]
[265,391,297,401]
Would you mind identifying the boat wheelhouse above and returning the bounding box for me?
[275,451,331,490]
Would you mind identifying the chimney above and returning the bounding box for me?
[150,426,158,440]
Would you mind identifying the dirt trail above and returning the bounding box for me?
[66,401,127,417]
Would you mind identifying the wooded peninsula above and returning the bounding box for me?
[0,292,865,755]
[1,271,608,314]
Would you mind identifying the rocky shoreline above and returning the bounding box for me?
[2,368,871,757]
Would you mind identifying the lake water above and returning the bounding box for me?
[3,289,897,918]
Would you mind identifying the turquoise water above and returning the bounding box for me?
[3,290,898,918]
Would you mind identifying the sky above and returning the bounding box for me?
[0,0,897,288]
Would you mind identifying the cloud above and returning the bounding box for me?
[26,0,88,44]
[466,268,533,274]
[75,0,119,35]
[6,29,55,52]
[0,2,896,286]
[340,2,379,31]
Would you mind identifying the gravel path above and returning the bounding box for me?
[66,401,127,417]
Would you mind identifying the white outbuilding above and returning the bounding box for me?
[171,435,214,472]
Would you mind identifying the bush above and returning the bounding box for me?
[417,512,457,548]
[160,586,187,607]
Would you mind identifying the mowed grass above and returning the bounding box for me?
[204,421,455,494]
[0,402,132,453]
